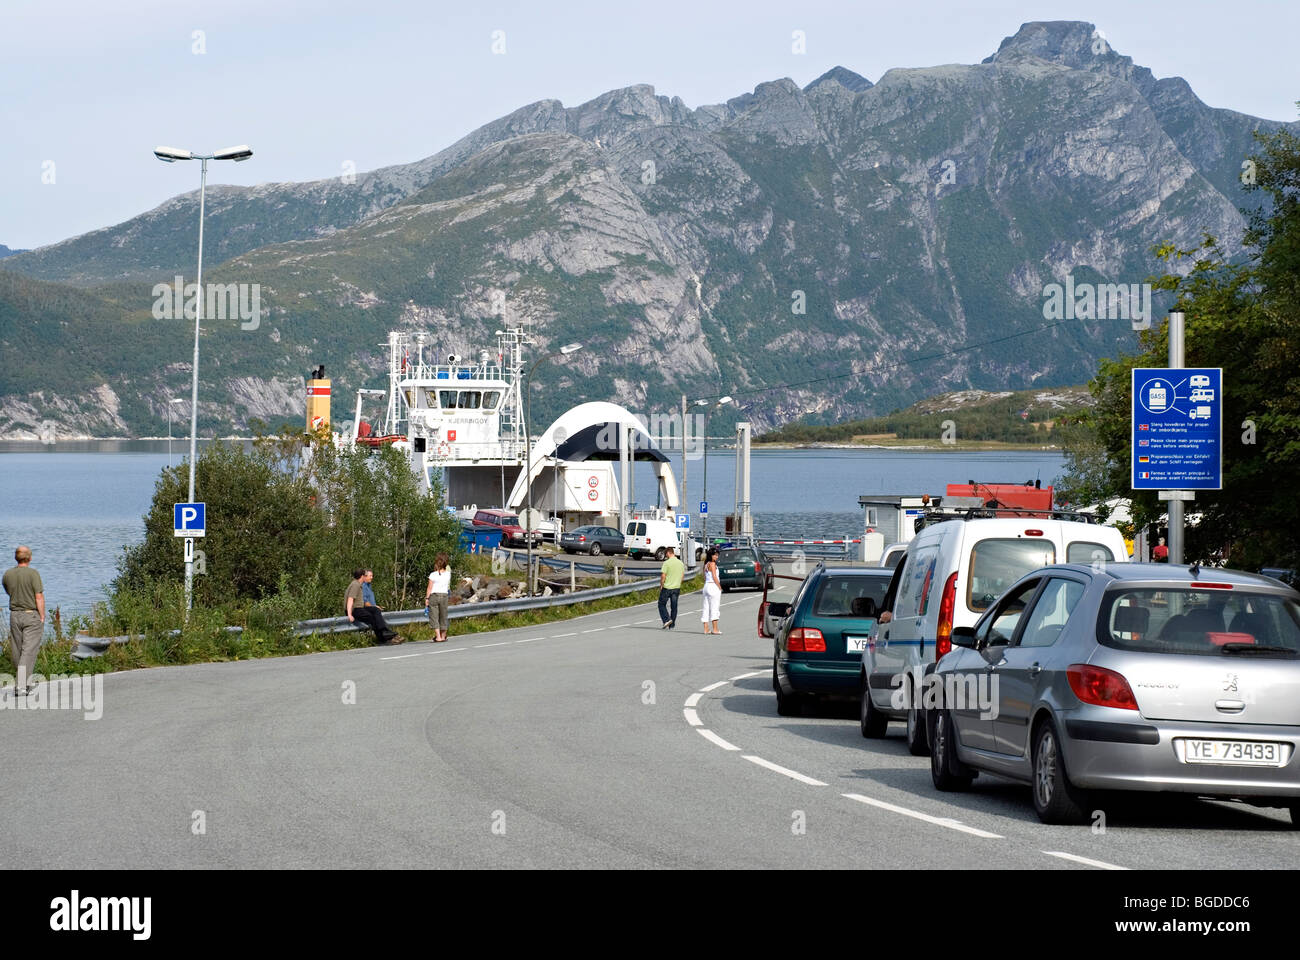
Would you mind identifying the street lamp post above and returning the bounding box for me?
[154,144,253,612]
[524,343,582,596]
[168,398,184,466]
[695,396,733,544]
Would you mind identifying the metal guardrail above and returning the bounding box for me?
[69,568,698,659]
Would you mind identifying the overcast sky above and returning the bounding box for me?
[3,0,1296,250]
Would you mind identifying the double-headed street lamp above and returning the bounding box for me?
[524,343,583,596]
[154,144,253,611]
[695,395,733,543]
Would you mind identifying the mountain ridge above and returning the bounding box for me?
[0,20,1290,440]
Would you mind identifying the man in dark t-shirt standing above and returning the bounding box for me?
[3,545,45,694]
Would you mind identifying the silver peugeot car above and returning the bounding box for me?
[927,562,1300,824]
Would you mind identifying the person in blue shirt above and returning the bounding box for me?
[345,568,403,644]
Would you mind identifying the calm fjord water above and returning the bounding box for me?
[0,443,1064,616]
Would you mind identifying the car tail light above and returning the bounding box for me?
[935,572,957,660]
[578,536,586,541]
[1025,529,1043,537]
[1067,664,1138,710]
[754,562,762,574]
[1191,582,1233,589]
[788,628,825,652]
[758,602,769,638]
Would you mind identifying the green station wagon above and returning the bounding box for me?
[770,566,894,716]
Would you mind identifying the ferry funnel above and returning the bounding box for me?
[306,366,330,432]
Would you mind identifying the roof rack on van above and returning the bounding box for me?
[913,505,1098,533]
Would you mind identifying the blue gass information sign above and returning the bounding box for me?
[1131,368,1222,490]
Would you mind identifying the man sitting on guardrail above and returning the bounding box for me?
[346,568,404,644]
[659,546,684,630]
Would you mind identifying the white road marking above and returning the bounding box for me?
[429,648,467,655]
[474,642,509,648]
[729,670,770,682]
[552,632,577,638]
[684,693,702,708]
[515,637,544,643]
[581,628,605,634]
[697,729,742,751]
[380,653,424,660]
[635,619,657,624]
[683,708,703,727]
[743,756,827,786]
[700,681,728,692]
[1041,851,1128,871]
[841,793,1003,839]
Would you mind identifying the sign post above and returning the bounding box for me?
[1130,314,1220,564]
[174,502,207,610]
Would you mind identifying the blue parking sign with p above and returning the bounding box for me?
[675,513,690,530]
[174,502,206,537]
[699,501,708,515]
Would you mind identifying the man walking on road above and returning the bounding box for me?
[658,546,684,629]
[3,546,45,694]
[345,568,403,644]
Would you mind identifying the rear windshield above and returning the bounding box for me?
[967,539,1055,611]
[1099,588,1300,658]
[812,576,890,618]
[720,549,756,563]
[1067,541,1116,563]
[496,515,520,526]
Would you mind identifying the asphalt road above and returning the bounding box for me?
[1,566,1295,869]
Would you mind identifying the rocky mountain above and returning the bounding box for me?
[1,20,1292,440]
[0,244,24,260]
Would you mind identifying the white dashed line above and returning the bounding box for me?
[700,681,728,693]
[743,755,827,786]
[552,632,577,638]
[515,637,543,643]
[697,729,742,751]
[684,693,703,708]
[429,647,467,655]
[581,628,605,634]
[683,708,703,727]
[729,670,769,682]
[636,619,657,624]
[1042,851,1128,870]
[474,642,509,648]
[841,793,1003,839]
[380,653,424,660]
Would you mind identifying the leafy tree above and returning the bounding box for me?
[1059,120,1300,571]
[114,431,463,623]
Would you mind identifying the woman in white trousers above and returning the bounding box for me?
[701,547,722,634]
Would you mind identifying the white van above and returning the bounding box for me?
[861,515,1128,755]
[624,518,702,562]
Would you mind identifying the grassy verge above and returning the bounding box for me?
[0,575,704,678]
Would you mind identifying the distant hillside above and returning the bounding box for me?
[757,386,1093,445]
[1,19,1292,440]
[0,245,25,260]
